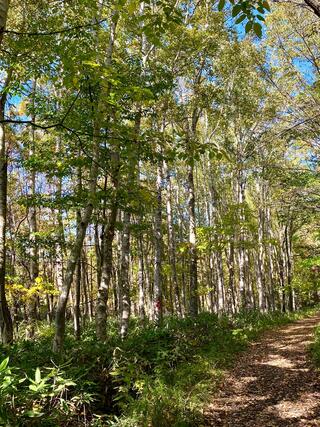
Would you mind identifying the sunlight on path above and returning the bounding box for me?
[204,315,320,426]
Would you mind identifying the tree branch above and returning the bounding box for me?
[0,18,108,37]
[303,0,320,17]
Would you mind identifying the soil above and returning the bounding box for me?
[204,314,320,426]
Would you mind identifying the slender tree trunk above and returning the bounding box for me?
[226,242,236,313]
[0,88,13,344]
[177,206,187,316]
[73,165,83,340]
[184,107,200,317]
[208,254,215,312]
[256,217,265,311]
[119,211,131,339]
[119,106,141,335]
[188,158,198,316]
[55,203,64,297]
[95,224,102,292]
[237,168,246,308]
[266,206,275,310]
[164,161,181,316]
[96,188,118,340]
[255,179,266,311]
[215,251,225,312]
[95,149,119,338]
[53,144,65,330]
[88,253,94,321]
[153,158,163,323]
[73,255,81,340]
[26,80,39,338]
[245,250,254,308]
[138,236,145,319]
[285,222,295,311]
[82,254,89,323]
[279,242,286,312]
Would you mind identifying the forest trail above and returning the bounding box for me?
[204,314,320,426]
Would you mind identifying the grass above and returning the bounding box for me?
[0,307,318,426]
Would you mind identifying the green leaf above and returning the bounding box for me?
[64,380,76,386]
[24,410,44,418]
[111,11,119,23]
[35,367,41,383]
[256,15,265,21]
[245,21,252,33]
[0,357,9,372]
[82,60,100,68]
[232,4,242,17]
[253,22,262,37]
[262,0,271,11]
[235,14,246,24]
[127,0,138,14]
[217,0,226,11]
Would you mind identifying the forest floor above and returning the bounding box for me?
[204,314,320,427]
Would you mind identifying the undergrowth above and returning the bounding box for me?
[0,307,318,426]
[310,314,320,368]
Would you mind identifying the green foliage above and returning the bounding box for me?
[0,359,83,426]
[310,325,320,367]
[218,0,269,37]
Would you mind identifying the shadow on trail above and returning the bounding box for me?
[204,315,320,426]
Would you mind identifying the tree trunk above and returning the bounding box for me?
[96,198,118,341]
[266,206,275,310]
[96,148,119,340]
[187,159,198,316]
[26,80,39,339]
[164,160,181,315]
[73,165,83,340]
[55,186,64,296]
[237,168,247,308]
[256,179,266,311]
[82,253,89,323]
[304,0,320,18]
[285,222,295,311]
[73,255,81,340]
[226,242,236,313]
[118,106,141,335]
[0,71,13,345]
[138,236,145,319]
[153,158,163,323]
[256,214,265,311]
[119,211,131,339]
[279,243,286,312]
[215,251,225,312]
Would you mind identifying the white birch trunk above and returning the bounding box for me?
[153,158,163,323]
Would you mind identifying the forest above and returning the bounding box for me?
[1,0,320,426]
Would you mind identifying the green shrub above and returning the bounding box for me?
[0,357,95,426]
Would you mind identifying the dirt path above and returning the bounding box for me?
[204,314,320,426]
